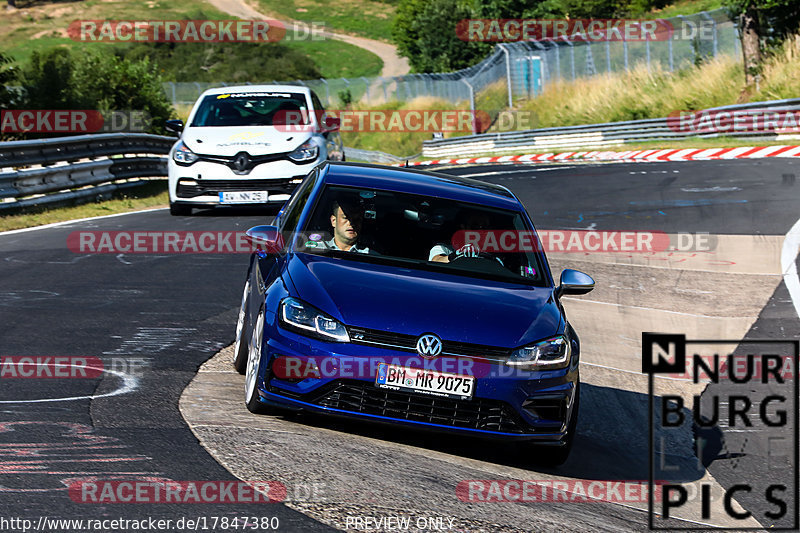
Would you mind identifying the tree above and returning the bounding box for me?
[0,52,17,111]
[724,0,800,85]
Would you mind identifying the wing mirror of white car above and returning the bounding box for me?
[245,225,284,255]
[321,115,340,133]
[556,269,595,298]
[165,119,184,134]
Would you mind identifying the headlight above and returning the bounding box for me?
[280,297,349,342]
[287,139,319,163]
[173,139,199,165]
[506,335,571,370]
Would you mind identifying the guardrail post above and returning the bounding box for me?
[461,79,476,135]
[319,78,330,105]
[668,37,674,72]
[500,44,513,109]
[567,40,576,80]
[360,77,370,102]
[623,40,629,71]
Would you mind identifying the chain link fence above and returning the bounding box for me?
[164,9,740,119]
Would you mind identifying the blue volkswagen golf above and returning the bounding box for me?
[233,162,594,464]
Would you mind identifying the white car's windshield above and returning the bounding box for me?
[190,92,310,127]
[295,185,547,286]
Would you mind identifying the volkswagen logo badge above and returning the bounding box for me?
[416,334,442,359]
[233,152,250,172]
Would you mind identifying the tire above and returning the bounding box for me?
[169,203,192,216]
[245,307,270,414]
[530,380,580,466]
[232,279,251,374]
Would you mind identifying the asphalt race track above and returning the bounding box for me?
[1,158,799,532]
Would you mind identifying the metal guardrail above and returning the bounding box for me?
[345,147,420,164]
[0,133,175,211]
[422,98,800,158]
[0,134,403,211]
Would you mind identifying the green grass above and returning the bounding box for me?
[643,0,725,19]
[339,97,473,158]
[0,180,168,232]
[0,0,383,80]
[252,0,396,42]
[289,40,382,78]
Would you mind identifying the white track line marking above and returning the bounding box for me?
[781,217,800,319]
[0,207,167,237]
[0,362,138,403]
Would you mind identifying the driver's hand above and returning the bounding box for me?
[449,243,480,260]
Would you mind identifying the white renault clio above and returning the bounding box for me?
[166,85,344,216]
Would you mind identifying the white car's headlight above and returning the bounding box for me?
[506,335,571,370]
[287,139,319,163]
[280,297,349,342]
[173,139,199,165]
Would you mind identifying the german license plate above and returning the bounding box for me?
[219,191,269,203]
[375,363,475,400]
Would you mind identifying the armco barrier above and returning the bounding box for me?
[421,98,800,158]
[0,133,175,211]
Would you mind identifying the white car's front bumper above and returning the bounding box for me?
[168,158,319,205]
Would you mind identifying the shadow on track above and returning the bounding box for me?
[262,382,714,483]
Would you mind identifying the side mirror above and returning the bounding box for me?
[246,225,284,255]
[556,269,594,298]
[165,119,184,134]
[321,115,340,132]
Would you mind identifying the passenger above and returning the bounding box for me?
[429,212,491,263]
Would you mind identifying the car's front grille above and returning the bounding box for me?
[347,326,512,361]
[308,380,527,433]
[176,178,299,197]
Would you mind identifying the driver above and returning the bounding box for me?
[429,212,491,263]
[326,199,371,254]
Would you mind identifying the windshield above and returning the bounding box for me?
[295,185,547,286]
[189,92,310,127]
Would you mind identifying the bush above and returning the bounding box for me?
[117,42,321,83]
[18,47,173,136]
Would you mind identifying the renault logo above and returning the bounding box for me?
[232,152,250,172]
[416,334,442,359]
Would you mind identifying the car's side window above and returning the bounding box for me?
[310,92,325,113]
[279,170,318,239]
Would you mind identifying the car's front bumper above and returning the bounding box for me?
[168,158,319,204]
[254,321,579,443]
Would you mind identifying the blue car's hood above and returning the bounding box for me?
[285,253,561,348]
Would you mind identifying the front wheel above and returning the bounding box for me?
[245,307,271,414]
[232,279,251,374]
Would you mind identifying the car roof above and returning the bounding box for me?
[320,162,520,210]
[199,85,312,97]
